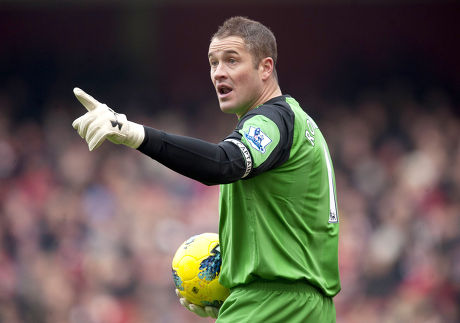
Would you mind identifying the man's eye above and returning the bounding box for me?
[210,60,218,67]
[228,58,236,64]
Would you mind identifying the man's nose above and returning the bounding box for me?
[213,63,227,80]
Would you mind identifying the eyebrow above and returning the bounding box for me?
[208,49,240,58]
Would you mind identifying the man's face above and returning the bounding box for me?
[208,36,263,117]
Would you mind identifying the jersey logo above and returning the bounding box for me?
[329,210,338,223]
[244,127,272,153]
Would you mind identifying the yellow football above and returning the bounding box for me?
[172,233,230,306]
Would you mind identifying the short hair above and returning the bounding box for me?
[212,16,278,79]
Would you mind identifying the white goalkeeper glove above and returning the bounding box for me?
[72,87,145,151]
[175,289,219,319]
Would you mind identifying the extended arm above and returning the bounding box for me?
[71,87,251,185]
[138,127,249,185]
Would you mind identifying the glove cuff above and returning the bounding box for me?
[125,121,145,149]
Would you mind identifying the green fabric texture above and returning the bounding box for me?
[219,96,340,298]
[217,280,336,323]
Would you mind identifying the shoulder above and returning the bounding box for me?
[243,95,293,121]
[224,96,298,176]
[237,95,295,131]
[233,96,295,161]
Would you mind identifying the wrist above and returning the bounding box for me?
[125,121,145,148]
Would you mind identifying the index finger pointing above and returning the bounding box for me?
[73,87,100,111]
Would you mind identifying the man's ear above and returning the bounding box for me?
[259,57,274,81]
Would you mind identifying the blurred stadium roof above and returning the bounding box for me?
[1,0,458,108]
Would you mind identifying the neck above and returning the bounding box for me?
[237,80,282,119]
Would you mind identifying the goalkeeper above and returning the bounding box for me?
[72,16,340,322]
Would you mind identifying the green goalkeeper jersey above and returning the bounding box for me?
[219,95,341,297]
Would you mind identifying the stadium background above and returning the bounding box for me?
[0,0,459,322]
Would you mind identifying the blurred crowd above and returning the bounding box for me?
[0,75,459,323]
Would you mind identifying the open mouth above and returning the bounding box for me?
[218,84,233,96]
